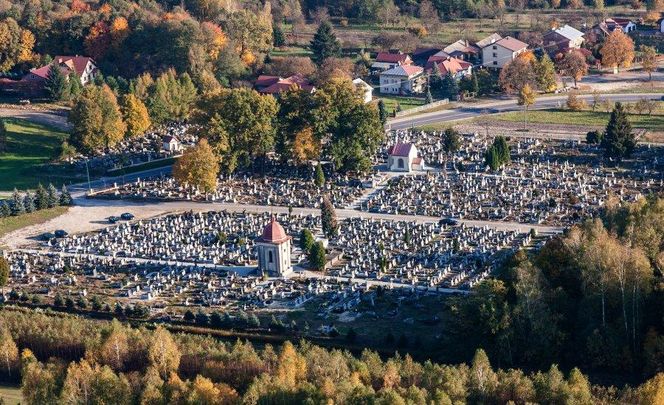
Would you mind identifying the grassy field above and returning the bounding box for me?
[378,95,426,113]
[106,157,176,176]
[0,206,68,239]
[0,118,82,191]
[494,109,664,131]
[0,385,22,404]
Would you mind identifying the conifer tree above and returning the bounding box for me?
[314,164,325,187]
[35,184,48,210]
[23,191,34,213]
[601,102,636,161]
[10,189,24,216]
[44,64,69,101]
[0,202,10,217]
[308,241,327,271]
[68,73,82,99]
[59,185,73,206]
[300,229,314,252]
[377,100,388,124]
[440,72,459,101]
[47,183,58,208]
[310,21,341,64]
[321,195,338,238]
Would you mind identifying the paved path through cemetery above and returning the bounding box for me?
[387,93,664,131]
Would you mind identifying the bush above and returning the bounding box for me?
[586,130,603,144]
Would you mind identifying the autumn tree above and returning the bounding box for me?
[310,21,341,65]
[0,18,35,72]
[122,94,151,138]
[225,9,273,66]
[173,139,219,194]
[518,84,536,130]
[600,30,635,73]
[499,58,535,94]
[534,53,557,92]
[147,70,197,125]
[265,56,316,79]
[0,257,8,294]
[640,45,658,82]
[148,327,181,379]
[99,320,129,371]
[559,50,588,87]
[292,127,321,164]
[0,327,17,377]
[68,85,126,153]
[84,21,111,60]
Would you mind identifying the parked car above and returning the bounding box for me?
[120,213,134,220]
[40,232,55,241]
[439,217,459,226]
[108,216,120,224]
[54,230,68,238]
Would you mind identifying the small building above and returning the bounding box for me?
[379,65,425,95]
[352,78,373,103]
[255,217,292,277]
[254,74,315,95]
[543,25,585,55]
[371,52,413,72]
[592,18,637,36]
[443,39,480,62]
[481,36,528,69]
[387,142,424,172]
[426,55,473,79]
[162,135,181,152]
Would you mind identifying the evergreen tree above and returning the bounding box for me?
[440,72,459,101]
[310,21,341,65]
[601,102,636,161]
[429,63,443,97]
[471,73,479,95]
[273,25,286,47]
[23,191,34,213]
[377,100,388,125]
[0,202,10,217]
[442,128,461,153]
[44,64,69,101]
[314,163,325,187]
[10,189,24,216]
[47,183,58,208]
[68,73,82,99]
[35,184,48,210]
[0,119,7,153]
[321,195,338,238]
[300,229,315,252]
[59,185,73,206]
[308,241,327,271]
[425,86,433,103]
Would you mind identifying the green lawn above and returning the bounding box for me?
[0,118,81,191]
[271,46,312,57]
[0,206,69,240]
[0,385,22,405]
[378,95,426,114]
[494,109,664,131]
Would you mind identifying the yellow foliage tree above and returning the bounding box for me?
[600,30,635,72]
[201,21,227,61]
[110,17,130,49]
[173,139,220,194]
[122,94,151,138]
[276,341,307,388]
[0,327,18,377]
[148,327,181,379]
[0,18,35,72]
[68,84,126,153]
[292,127,321,164]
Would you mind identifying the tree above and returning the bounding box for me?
[47,183,58,208]
[601,102,636,161]
[560,51,588,87]
[586,130,603,144]
[122,94,151,138]
[518,84,536,130]
[68,73,82,99]
[35,183,48,210]
[147,70,197,125]
[641,45,658,82]
[292,127,321,164]
[440,72,459,101]
[10,189,24,216]
[310,21,341,65]
[23,191,34,213]
[59,185,73,206]
[378,100,388,124]
[68,85,126,153]
[308,241,327,271]
[600,30,635,73]
[321,195,338,238]
[44,64,69,101]
[148,327,181,379]
[469,349,498,401]
[0,119,7,153]
[273,25,286,47]
[0,327,18,377]
[300,229,315,252]
[534,54,557,92]
[442,128,461,153]
[0,18,34,72]
[100,321,129,371]
[0,202,9,218]
[0,257,9,294]
[172,139,219,194]
[314,163,325,187]
[499,58,535,94]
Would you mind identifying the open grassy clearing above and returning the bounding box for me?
[0,385,22,405]
[0,118,82,191]
[0,206,69,240]
[378,95,426,112]
[494,109,664,131]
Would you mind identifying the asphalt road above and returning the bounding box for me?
[387,93,664,131]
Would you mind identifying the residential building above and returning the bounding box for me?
[543,25,585,55]
[371,52,412,72]
[592,18,637,36]
[379,65,425,95]
[254,74,315,95]
[481,36,528,68]
[387,143,424,172]
[412,47,442,66]
[425,55,473,79]
[0,55,97,96]
[352,78,373,103]
[443,39,480,62]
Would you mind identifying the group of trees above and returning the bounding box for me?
[0,184,72,218]
[446,195,664,378]
[2,308,664,404]
[484,136,511,171]
[299,228,327,271]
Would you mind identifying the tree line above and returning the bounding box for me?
[2,308,664,404]
[0,184,72,218]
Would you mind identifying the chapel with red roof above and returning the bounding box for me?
[255,216,292,276]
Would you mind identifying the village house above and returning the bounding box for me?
[0,55,97,96]
[352,78,373,103]
[481,36,529,68]
[443,39,480,62]
[255,217,292,277]
[591,18,637,36]
[543,25,585,55]
[371,52,413,73]
[425,55,473,79]
[379,65,425,95]
[475,33,503,63]
[254,74,315,95]
[387,142,424,172]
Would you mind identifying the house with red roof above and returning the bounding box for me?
[443,39,480,62]
[255,216,292,276]
[480,36,528,68]
[371,51,413,72]
[591,18,637,37]
[425,55,473,79]
[379,65,425,95]
[0,55,97,96]
[254,74,315,95]
[387,142,424,172]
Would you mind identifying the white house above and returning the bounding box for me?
[255,217,292,277]
[592,18,637,36]
[543,25,585,55]
[352,78,373,103]
[481,36,528,69]
[387,143,424,172]
[379,65,425,95]
[371,52,413,72]
[162,135,181,152]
